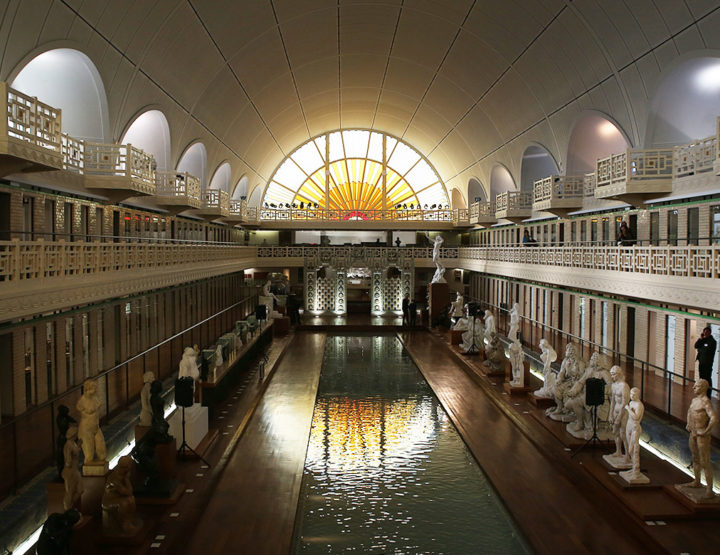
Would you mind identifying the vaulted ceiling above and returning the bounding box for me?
[1,0,719,200]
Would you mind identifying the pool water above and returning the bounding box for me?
[294,335,531,554]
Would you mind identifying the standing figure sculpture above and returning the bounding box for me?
[76,379,106,465]
[564,352,612,437]
[483,310,496,345]
[508,339,525,387]
[546,343,586,421]
[508,303,520,341]
[425,231,446,283]
[619,388,649,483]
[677,379,718,500]
[55,405,76,480]
[450,293,464,322]
[61,424,83,511]
[603,366,632,469]
[534,339,557,398]
[139,371,154,427]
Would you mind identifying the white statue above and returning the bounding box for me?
[460,317,484,354]
[534,339,557,398]
[676,379,717,500]
[508,339,525,387]
[603,366,631,469]
[61,424,83,511]
[565,352,612,438]
[139,371,155,427]
[546,343,586,421]
[262,279,278,301]
[452,311,470,331]
[450,293,464,319]
[215,344,224,368]
[425,231,446,283]
[76,378,107,464]
[508,302,520,341]
[619,387,649,484]
[483,310,495,345]
[179,346,200,381]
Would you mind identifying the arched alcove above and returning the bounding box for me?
[489,165,516,199]
[11,48,109,142]
[177,142,208,187]
[646,56,720,147]
[451,188,466,209]
[520,145,558,192]
[232,176,249,200]
[120,110,171,171]
[248,185,263,207]
[566,112,628,175]
[467,178,486,203]
[209,162,232,191]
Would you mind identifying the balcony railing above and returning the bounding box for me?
[60,133,84,173]
[583,173,596,197]
[83,142,156,195]
[495,191,532,212]
[199,189,230,217]
[155,171,202,208]
[258,207,460,223]
[596,149,674,188]
[673,135,717,179]
[533,175,585,203]
[3,82,62,153]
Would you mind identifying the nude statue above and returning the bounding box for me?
[61,424,83,511]
[425,231,446,283]
[262,279,278,301]
[546,343,586,420]
[534,339,557,398]
[565,352,611,436]
[508,302,520,341]
[677,379,718,500]
[139,371,154,427]
[450,293,464,320]
[603,366,631,469]
[76,379,106,464]
[619,387,649,483]
[508,339,525,387]
[483,310,496,345]
[102,456,141,535]
[452,310,470,331]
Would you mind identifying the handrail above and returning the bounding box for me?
[3,82,62,152]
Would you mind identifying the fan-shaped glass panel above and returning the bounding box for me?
[262,130,448,216]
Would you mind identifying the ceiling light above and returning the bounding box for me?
[695,62,720,92]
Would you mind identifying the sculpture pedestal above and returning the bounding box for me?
[602,453,633,470]
[504,382,532,395]
[168,403,208,450]
[82,460,109,477]
[668,484,720,510]
[529,392,555,409]
[428,282,449,324]
[483,359,508,378]
[449,329,463,345]
[619,469,650,485]
[80,472,108,517]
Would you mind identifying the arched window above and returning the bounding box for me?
[11,48,109,142]
[120,110,171,171]
[262,130,448,214]
[177,142,207,187]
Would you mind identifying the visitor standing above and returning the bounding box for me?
[408,300,417,327]
[402,294,410,326]
[695,326,717,397]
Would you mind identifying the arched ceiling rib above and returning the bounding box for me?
[1,0,718,199]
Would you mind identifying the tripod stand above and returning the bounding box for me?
[177,405,211,467]
[462,307,480,356]
[571,404,602,458]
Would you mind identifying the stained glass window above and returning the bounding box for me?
[262,130,448,217]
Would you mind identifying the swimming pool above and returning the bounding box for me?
[294,335,530,554]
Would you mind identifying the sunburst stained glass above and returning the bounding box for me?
[262,130,448,214]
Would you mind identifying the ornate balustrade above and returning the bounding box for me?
[0,82,63,174]
[83,142,156,198]
[595,148,674,205]
[495,191,532,222]
[195,188,230,219]
[583,173,596,197]
[60,133,84,173]
[154,171,202,210]
[259,207,457,222]
[673,135,717,179]
[716,117,720,174]
[532,175,585,216]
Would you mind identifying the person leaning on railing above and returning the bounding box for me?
[522,229,538,246]
[616,221,636,246]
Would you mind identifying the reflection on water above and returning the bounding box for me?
[294,336,530,554]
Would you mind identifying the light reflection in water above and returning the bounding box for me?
[295,335,530,554]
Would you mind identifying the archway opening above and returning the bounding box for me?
[233,176,249,200]
[209,162,232,192]
[566,113,628,175]
[489,165,515,199]
[177,142,208,187]
[451,189,466,209]
[120,110,171,170]
[520,145,558,192]
[467,178,486,203]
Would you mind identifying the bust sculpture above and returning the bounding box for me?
[619,387,649,484]
[76,378,106,464]
[61,424,83,511]
[564,352,612,437]
[534,339,557,398]
[483,310,496,345]
[546,343,586,421]
[139,371,154,427]
[508,339,525,387]
[102,456,141,535]
[55,405,76,480]
[483,332,505,373]
[508,303,520,341]
[676,379,718,500]
[603,366,631,468]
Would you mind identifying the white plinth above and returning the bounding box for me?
[168,403,208,450]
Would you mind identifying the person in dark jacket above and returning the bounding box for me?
[402,294,410,326]
[695,326,717,398]
[616,221,635,246]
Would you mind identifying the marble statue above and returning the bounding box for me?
[460,317,484,354]
[55,405,76,480]
[546,343,586,421]
[37,508,80,555]
[452,311,470,331]
[102,456,141,535]
[450,293,464,320]
[534,339,557,398]
[619,387,649,484]
[215,343,224,368]
[483,310,496,345]
[508,339,525,387]
[565,352,612,438]
[508,302,520,341]
[676,379,718,500]
[425,231,446,283]
[262,279,277,300]
[139,371,154,427]
[603,366,632,469]
[76,379,106,464]
[150,380,172,443]
[483,332,505,373]
[61,424,83,511]
[179,346,200,382]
